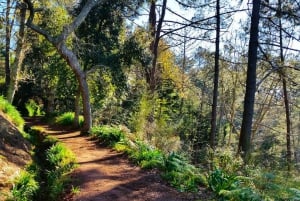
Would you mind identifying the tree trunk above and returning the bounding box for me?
[5,0,11,90]
[147,0,167,92]
[228,72,238,146]
[7,4,27,103]
[210,0,220,149]
[73,85,81,128]
[58,44,92,133]
[238,0,261,159]
[282,75,292,170]
[24,0,99,133]
[278,0,292,170]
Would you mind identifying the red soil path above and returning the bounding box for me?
[29,120,210,201]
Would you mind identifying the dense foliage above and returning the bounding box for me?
[0,0,299,200]
[11,127,77,201]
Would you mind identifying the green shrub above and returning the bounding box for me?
[11,171,39,201]
[163,152,207,192]
[91,125,125,146]
[0,95,24,130]
[206,147,243,174]
[46,143,76,173]
[219,187,262,201]
[208,168,239,195]
[128,141,164,169]
[45,143,76,200]
[252,171,300,201]
[55,112,84,127]
[25,99,45,117]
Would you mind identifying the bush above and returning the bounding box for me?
[252,171,300,201]
[219,187,262,201]
[0,95,24,130]
[11,171,39,201]
[128,141,165,169]
[46,143,76,173]
[208,168,239,194]
[13,127,77,201]
[55,112,84,127]
[91,125,125,146]
[25,99,45,117]
[163,152,207,192]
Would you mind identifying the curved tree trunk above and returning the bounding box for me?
[58,44,92,132]
[24,0,99,133]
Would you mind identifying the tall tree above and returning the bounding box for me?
[238,0,262,159]
[5,0,12,89]
[6,2,27,103]
[278,0,292,170]
[147,0,167,91]
[210,0,220,149]
[24,0,100,132]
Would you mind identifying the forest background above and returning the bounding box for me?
[0,0,299,200]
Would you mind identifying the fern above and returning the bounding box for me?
[12,171,39,201]
[219,188,262,201]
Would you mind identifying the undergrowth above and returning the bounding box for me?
[55,112,84,127]
[0,95,24,130]
[206,149,300,201]
[25,99,45,117]
[53,112,300,199]
[90,125,300,200]
[90,125,207,192]
[10,127,77,201]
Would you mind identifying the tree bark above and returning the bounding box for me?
[7,3,27,103]
[278,0,292,170]
[5,0,12,89]
[73,85,81,128]
[238,0,261,159]
[147,0,167,92]
[210,0,220,149]
[24,0,99,133]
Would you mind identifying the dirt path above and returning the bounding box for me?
[27,121,207,201]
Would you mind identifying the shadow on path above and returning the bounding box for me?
[26,117,208,201]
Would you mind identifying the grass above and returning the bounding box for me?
[127,140,165,169]
[70,185,80,195]
[25,99,45,117]
[91,125,125,146]
[10,128,77,201]
[11,172,38,200]
[55,112,84,127]
[11,171,39,201]
[0,95,24,130]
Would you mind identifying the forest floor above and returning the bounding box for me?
[26,119,212,201]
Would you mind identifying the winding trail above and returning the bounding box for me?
[27,119,208,201]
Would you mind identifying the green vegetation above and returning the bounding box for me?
[46,143,76,199]
[91,125,125,146]
[163,152,207,192]
[11,171,39,201]
[9,128,77,201]
[25,99,45,117]
[89,124,206,192]
[55,112,84,127]
[1,0,299,200]
[0,95,24,130]
[88,122,300,199]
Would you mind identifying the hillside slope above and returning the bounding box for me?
[0,112,31,199]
